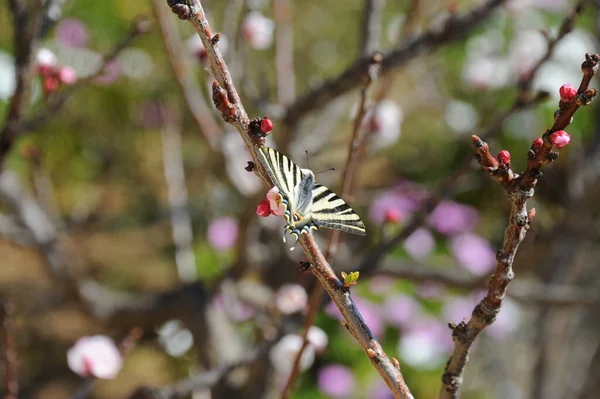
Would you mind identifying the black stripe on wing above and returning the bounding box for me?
[257,147,303,198]
[310,184,366,235]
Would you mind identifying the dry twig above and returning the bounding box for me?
[163,1,414,397]
[439,53,599,399]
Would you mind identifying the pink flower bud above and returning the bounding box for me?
[256,199,271,217]
[37,64,54,77]
[497,150,511,165]
[550,130,571,149]
[384,208,402,223]
[43,77,59,94]
[532,137,544,149]
[559,84,577,103]
[56,66,78,85]
[260,117,273,134]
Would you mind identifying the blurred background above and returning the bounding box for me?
[1,0,600,398]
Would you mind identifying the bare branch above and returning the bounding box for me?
[163,1,414,397]
[439,54,599,399]
[281,53,383,399]
[284,0,506,126]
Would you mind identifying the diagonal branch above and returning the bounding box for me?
[163,1,414,397]
[439,54,599,399]
[283,0,506,127]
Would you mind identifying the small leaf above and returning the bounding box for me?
[342,271,360,287]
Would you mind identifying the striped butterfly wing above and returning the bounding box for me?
[309,183,367,236]
[256,146,304,207]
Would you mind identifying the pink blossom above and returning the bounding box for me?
[429,200,479,236]
[260,117,273,133]
[256,200,271,217]
[266,186,285,216]
[43,76,59,94]
[242,11,274,50]
[207,217,238,251]
[56,66,77,85]
[317,364,355,398]
[403,228,435,260]
[550,130,571,149]
[559,84,577,103]
[398,318,452,368]
[67,335,123,379]
[532,137,544,150]
[55,18,89,48]
[36,48,57,69]
[369,191,418,225]
[450,233,496,275]
[94,61,121,85]
[382,294,421,328]
[275,284,308,315]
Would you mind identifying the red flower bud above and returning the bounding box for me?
[260,117,273,134]
[549,130,571,149]
[256,199,272,217]
[384,208,402,223]
[43,77,59,94]
[497,150,511,165]
[532,137,544,150]
[559,84,577,103]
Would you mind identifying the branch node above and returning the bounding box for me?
[167,0,193,20]
[367,348,378,358]
[212,81,238,122]
[210,32,221,46]
[245,161,255,172]
[298,261,312,272]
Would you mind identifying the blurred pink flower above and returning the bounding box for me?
[366,100,404,149]
[136,101,164,129]
[369,191,418,225]
[55,18,89,48]
[56,66,77,85]
[94,61,121,85]
[382,294,421,328]
[67,335,123,379]
[462,56,510,89]
[269,334,315,374]
[256,199,271,217]
[317,364,355,398]
[214,294,255,322]
[450,233,496,275]
[275,284,308,315]
[207,217,238,252]
[370,380,394,399]
[242,11,274,50]
[36,48,57,70]
[403,228,435,260]
[429,200,479,235]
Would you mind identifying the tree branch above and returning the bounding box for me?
[163,1,414,397]
[360,0,386,56]
[283,0,506,126]
[439,54,599,399]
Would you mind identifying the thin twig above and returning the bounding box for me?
[283,0,506,127]
[439,54,599,399]
[152,0,221,148]
[2,300,18,399]
[164,1,414,397]
[19,17,152,133]
[160,105,198,283]
[274,0,295,106]
[0,0,44,168]
[280,53,383,399]
[518,2,584,92]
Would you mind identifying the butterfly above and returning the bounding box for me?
[256,147,366,249]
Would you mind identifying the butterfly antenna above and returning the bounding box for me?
[315,167,335,175]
